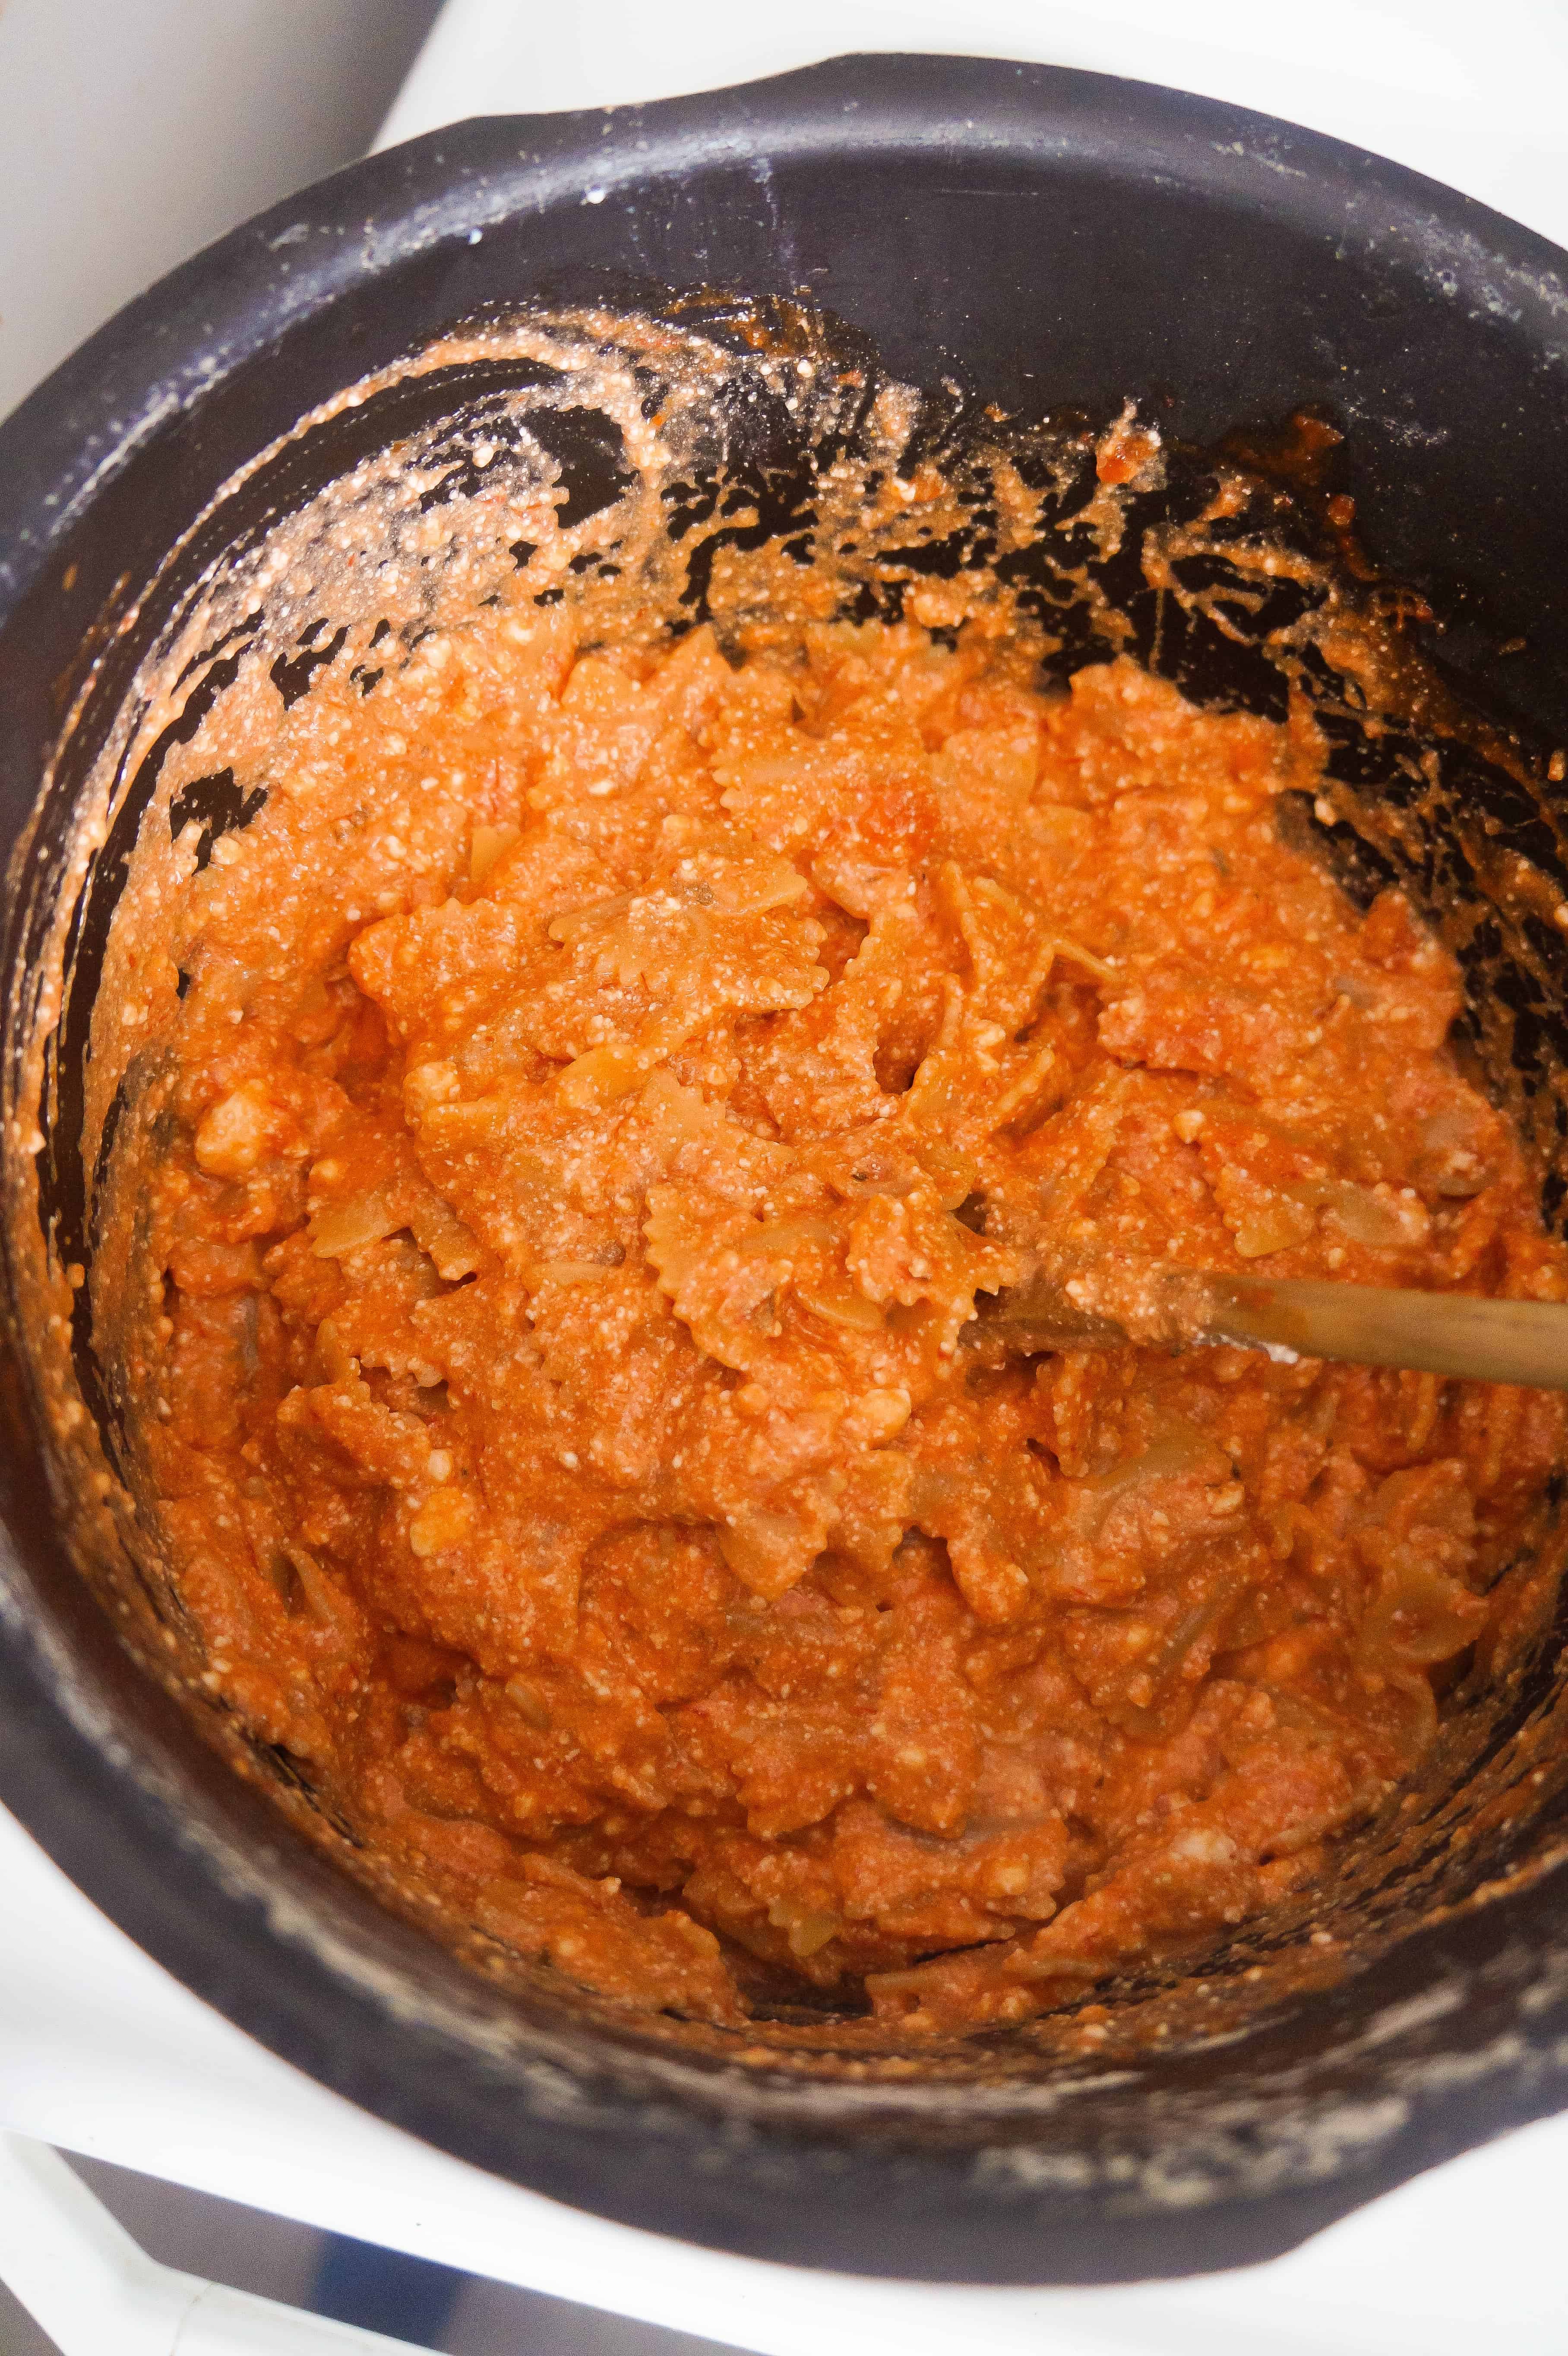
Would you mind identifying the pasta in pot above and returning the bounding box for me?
[108,602,1567,2036]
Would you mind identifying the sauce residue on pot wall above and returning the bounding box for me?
[13,306,1568,2048]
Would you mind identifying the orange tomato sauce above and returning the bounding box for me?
[130,612,1565,2032]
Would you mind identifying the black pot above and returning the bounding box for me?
[3,54,1568,2287]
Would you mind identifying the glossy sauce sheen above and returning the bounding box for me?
[131,614,1566,2033]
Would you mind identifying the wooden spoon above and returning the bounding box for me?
[963,1269,1568,1391]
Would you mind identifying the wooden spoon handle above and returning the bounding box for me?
[1201,1276,1568,1390]
[965,1270,1568,1390]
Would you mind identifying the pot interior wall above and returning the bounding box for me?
[3,55,1568,2282]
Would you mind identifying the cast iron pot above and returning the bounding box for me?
[3,54,1568,2286]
